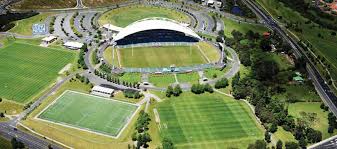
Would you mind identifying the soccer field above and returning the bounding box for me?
[0,42,75,103]
[38,91,139,137]
[157,93,264,148]
[118,45,207,68]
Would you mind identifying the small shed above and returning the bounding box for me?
[91,86,114,98]
[63,41,84,50]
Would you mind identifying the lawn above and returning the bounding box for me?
[274,84,321,102]
[288,102,337,139]
[157,93,264,148]
[12,0,76,9]
[196,42,220,63]
[99,5,190,27]
[256,0,337,81]
[118,73,141,83]
[149,74,176,88]
[273,126,297,147]
[118,45,207,68]
[0,100,24,115]
[0,136,11,149]
[176,72,200,84]
[103,46,119,66]
[38,91,139,137]
[0,42,75,103]
[223,17,269,37]
[267,53,294,71]
[9,13,52,36]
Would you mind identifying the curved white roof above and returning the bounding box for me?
[114,17,201,41]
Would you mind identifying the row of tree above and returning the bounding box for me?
[94,70,140,89]
[132,110,152,148]
[78,43,88,69]
[191,83,213,94]
[166,85,182,97]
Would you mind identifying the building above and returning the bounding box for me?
[63,41,84,50]
[113,17,201,45]
[40,36,57,47]
[91,86,114,97]
[102,24,123,33]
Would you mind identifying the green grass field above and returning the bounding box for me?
[38,91,139,137]
[157,93,264,148]
[9,13,52,36]
[223,17,269,37]
[118,45,207,68]
[99,5,190,27]
[288,102,337,139]
[176,72,200,84]
[0,42,75,103]
[149,74,176,88]
[12,0,76,9]
[0,136,11,149]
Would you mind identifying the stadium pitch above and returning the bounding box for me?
[157,93,264,148]
[0,42,75,103]
[116,44,216,68]
[37,91,140,138]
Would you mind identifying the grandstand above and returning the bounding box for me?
[113,17,201,46]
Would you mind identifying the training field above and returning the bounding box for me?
[157,93,264,148]
[38,91,139,137]
[116,45,217,68]
[99,5,190,27]
[0,42,75,103]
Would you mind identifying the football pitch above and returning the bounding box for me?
[38,91,139,137]
[117,45,211,68]
[157,93,264,148]
[0,42,75,103]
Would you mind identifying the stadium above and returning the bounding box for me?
[104,17,222,72]
[113,17,201,46]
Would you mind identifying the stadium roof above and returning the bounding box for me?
[114,17,201,41]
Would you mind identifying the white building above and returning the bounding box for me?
[91,86,114,98]
[63,41,84,50]
[40,36,57,47]
[102,24,123,33]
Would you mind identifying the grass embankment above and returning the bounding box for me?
[0,42,76,103]
[176,72,200,84]
[223,17,269,37]
[196,42,220,63]
[99,5,190,27]
[257,0,337,81]
[0,136,11,149]
[83,0,124,7]
[157,93,264,149]
[12,0,76,9]
[21,80,142,149]
[9,13,52,36]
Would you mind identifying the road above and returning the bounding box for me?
[241,0,337,148]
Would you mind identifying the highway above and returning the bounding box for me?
[241,0,337,148]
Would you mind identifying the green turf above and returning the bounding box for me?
[273,126,297,147]
[118,46,206,68]
[223,17,269,37]
[149,74,176,88]
[0,136,11,149]
[267,53,294,71]
[274,84,321,102]
[99,5,190,27]
[0,42,75,103]
[38,91,139,136]
[176,72,200,84]
[288,102,337,139]
[119,73,141,83]
[157,93,264,148]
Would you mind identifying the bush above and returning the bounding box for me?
[214,78,229,89]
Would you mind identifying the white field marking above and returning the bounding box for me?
[116,48,122,68]
[58,63,72,74]
[34,90,140,139]
[153,108,160,123]
[197,45,211,63]
[18,123,74,149]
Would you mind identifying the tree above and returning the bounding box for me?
[260,38,272,52]
[0,97,2,102]
[269,123,278,133]
[265,131,271,143]
[173,85,182,96]
[204,84,214,93]
[162,138,174,149]
[276,140,283,149]
[298,137,307,148]
[285,142,299,149]
[248,140,267,149]
[252,58,279,81]
[214,78,229,89]
[328,126,334,134]
[166,86,173,97]
[11,138,25,149]
[0,112,4,118]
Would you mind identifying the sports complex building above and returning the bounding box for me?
[113,17,202,45]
